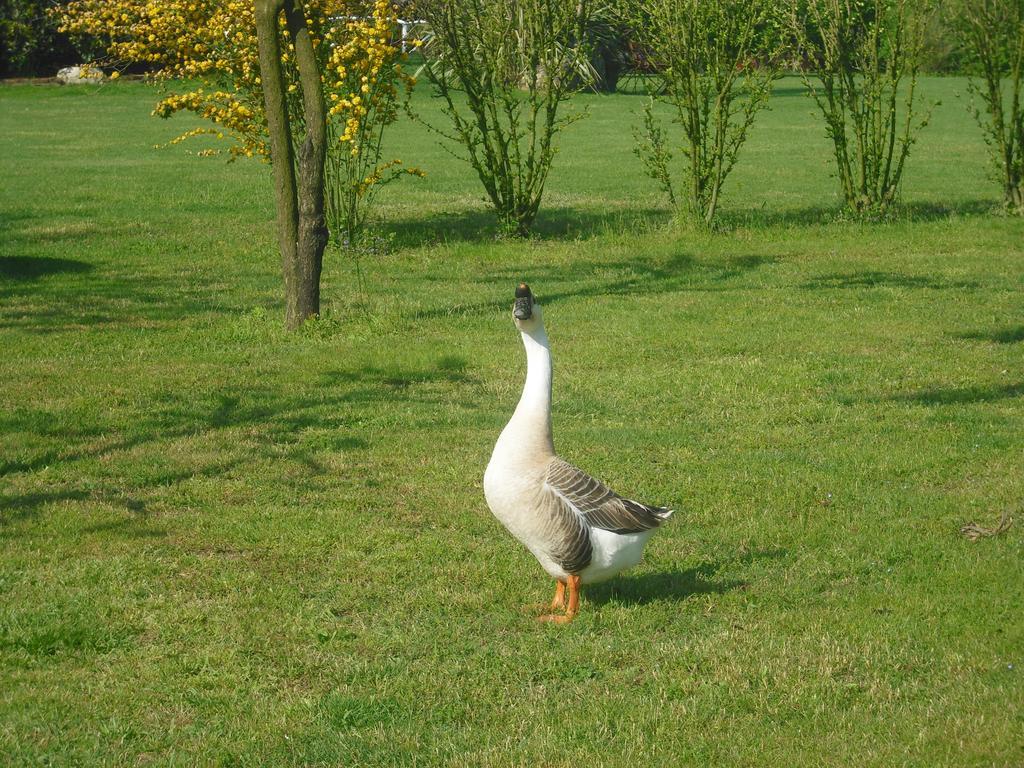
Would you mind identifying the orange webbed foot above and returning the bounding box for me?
[535,575,579,624]
[524,579,566,615]
[537,612,574,624]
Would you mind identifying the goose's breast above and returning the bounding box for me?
[484,459,575,580]
[483,458,538,530]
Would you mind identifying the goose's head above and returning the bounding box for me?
[512,282,544,333]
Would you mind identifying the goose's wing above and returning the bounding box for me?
[544,457,673,535]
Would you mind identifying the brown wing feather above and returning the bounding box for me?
[544,458,672,535]
[532,473,593,574]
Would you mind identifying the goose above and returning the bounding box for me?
[483,283,673,624]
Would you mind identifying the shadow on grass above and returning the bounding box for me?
[1,354,478,526]
[389,198,995,248]
[409,251,777,321]
[0,255,94,280]
[79,517,168,539]
[0,434,146,478]
[587,567,743,606]
[1,488,90,506]
[386,205,671,248]
[890,381,1024,406]
[156,355,475,445]
[1,220,245,332]
[2,194,1000,334]
[770,85,813,98]
[956,325,1024,344]
[721,198,997,231]
[0,261,243,334]
[588,548,787,606]
[387,196,995,247]
[801,270,981,291]
[0,462,241,531]
[0,489,91,530]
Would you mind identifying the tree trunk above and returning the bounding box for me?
[1009,182,1024,215]
[254,0,328,330]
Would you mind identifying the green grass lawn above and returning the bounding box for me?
[1,77,1022,766]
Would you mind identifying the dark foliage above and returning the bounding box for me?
[0,0,93,78]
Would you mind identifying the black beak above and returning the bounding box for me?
[513,282,533,320]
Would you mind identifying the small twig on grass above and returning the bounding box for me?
[960,509,1015,540]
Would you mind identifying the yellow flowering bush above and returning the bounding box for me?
[58,0,419,244]
[323,1,423,245]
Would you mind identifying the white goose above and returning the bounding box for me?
[483,283,673,623]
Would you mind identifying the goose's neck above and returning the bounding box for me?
[510,327,553,453]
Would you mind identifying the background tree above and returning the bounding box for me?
[416,0,593,237]
[918,9,964,73]
[792,0,935,216]
[951,0,1024,214]
[0,0,90,77]
[58,0,416,328]
[586,6,631,93]
[626,0,781,227]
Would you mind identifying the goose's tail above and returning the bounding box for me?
[623,499,674,527]
[650,505,674,524]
